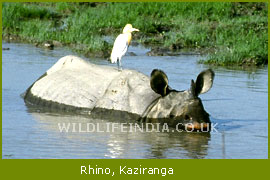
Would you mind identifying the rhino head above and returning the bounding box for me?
[141,69,215,131]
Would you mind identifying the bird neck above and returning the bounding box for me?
[125,32,132,45]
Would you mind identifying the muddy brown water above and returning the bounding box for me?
[2,42,268,159]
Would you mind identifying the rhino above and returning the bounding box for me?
[24,55,215,131]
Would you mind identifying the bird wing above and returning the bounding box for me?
[110,34,129,63]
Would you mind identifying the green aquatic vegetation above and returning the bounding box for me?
[2,2,268,66]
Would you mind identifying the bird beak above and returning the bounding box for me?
[132,28,139,32]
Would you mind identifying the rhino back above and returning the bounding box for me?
[24,55,159,116]
[95,69,159,115]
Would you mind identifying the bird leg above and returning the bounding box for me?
[117,59,122,71]
[117,59,120,70]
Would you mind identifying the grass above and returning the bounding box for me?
[2,2,268,66]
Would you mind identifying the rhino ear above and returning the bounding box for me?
[150,69,169,97]
[192,69,215,96]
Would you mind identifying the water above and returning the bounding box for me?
[2,42,268,159]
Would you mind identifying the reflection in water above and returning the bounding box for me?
[29,111,211,159]
[145,131,210,159]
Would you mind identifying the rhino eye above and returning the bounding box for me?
[170,114,175,118]
[184,115,191,120]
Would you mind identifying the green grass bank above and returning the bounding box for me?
[2,2,268,66]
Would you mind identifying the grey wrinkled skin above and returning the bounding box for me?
[23,55,215,130]
[141,91,211,128]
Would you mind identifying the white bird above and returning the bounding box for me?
[110,24,139,71]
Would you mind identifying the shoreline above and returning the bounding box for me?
[2,35,267,71]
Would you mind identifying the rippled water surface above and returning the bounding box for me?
[2,42,268,159]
